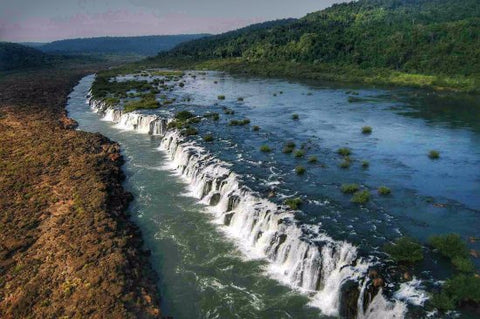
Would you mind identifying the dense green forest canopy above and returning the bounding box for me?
[163,0,480,77]
[39,34,209,56]
[0,42,49,71]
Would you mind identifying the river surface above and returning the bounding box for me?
[66,72,480,318]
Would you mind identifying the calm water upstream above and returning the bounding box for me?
[67,72,480,318]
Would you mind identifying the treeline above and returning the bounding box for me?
[39,34,209,56]
[163,0,480,77]
[0,42,50,71]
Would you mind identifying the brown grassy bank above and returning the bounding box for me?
[0,67,161,318]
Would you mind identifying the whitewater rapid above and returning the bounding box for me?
[87,93,420,319]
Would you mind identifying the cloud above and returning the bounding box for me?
[0,10,264,42]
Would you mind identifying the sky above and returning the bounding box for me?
[0,0,345,43]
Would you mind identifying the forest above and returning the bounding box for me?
[159,0,480,89]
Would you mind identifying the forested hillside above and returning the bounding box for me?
[0,42,49,71]
[161,0,480,82]
[40,34,209,56]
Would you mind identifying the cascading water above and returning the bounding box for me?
[89,95,167,136]
[87,95,414,319]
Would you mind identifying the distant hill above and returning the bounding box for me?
[0,42,49,71]
[39,35,209,56]
[162,0,480,78]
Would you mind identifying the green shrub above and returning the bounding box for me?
[218,95,226,100]
[362,126,372,134]
[237,97,244,101]
[429,233,469,260]
[362,160,370,169]
[351,190,370,204]
[252,125,260,131]
[282,141,296,154]
[179,82,185,87]
[429,150,440,159]
[175,110,195,121]
[188,117,201,124]
[183,127,198,136]
[384,237,424,264]
[260,145,271,152]
[452,257,475,273]
[337,147,351,156]
[341,183,360,194]
[339,160,351,169]
[292,113,299,120]
[204,112,220,121]
[378,186,391,195]
[431,274,480,311]
[284,197,302,210]
[203,134,214,142]
[295,165,306,175]
[229,119,250,126]
[123,96,160,113]
[294,150,305,158]
[429,292,456,312]
[444,274,480,304]
[308,156,318,163]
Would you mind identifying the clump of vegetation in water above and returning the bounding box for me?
[429,233,469,262]
[337,147,351,156]
[341,183,360,194]
[123,96,160,113]
[308,156,318,163]
[237,97,244,101]
[260,145,272,152]
[339,158,352,169]
[378,186,391,195]
[223,107,235,115]
[351,190,370,204]
[384,237,424,264]
[362,126,372,134]
[179,82,185,87]
[229,118,250,126]
[182,126,198,136]
[284,197,302,210]
[252,125,260,131]
[218,95,226,100]
[103,97,120,106]
[282,141,296,154]
[292,113,299,120]
[428,234,480,312]
[188,117,201,124]
[175,110,195,121]
[430,274,480,312]
[295,165,306,175]
[429,150,440,159]
[295,150,305,158]
[204,112,220,121]
[203,134,214,142]
[362,160,370,169]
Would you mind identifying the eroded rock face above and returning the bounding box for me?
[340,280,360,318]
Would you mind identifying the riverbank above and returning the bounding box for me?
[0,67,161,318]
[148,56,479,94]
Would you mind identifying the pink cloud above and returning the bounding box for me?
[0,10,265,42]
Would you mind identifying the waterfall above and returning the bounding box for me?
[88,96,167,136]
[158,130,409,318]
[87,94,420,319]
